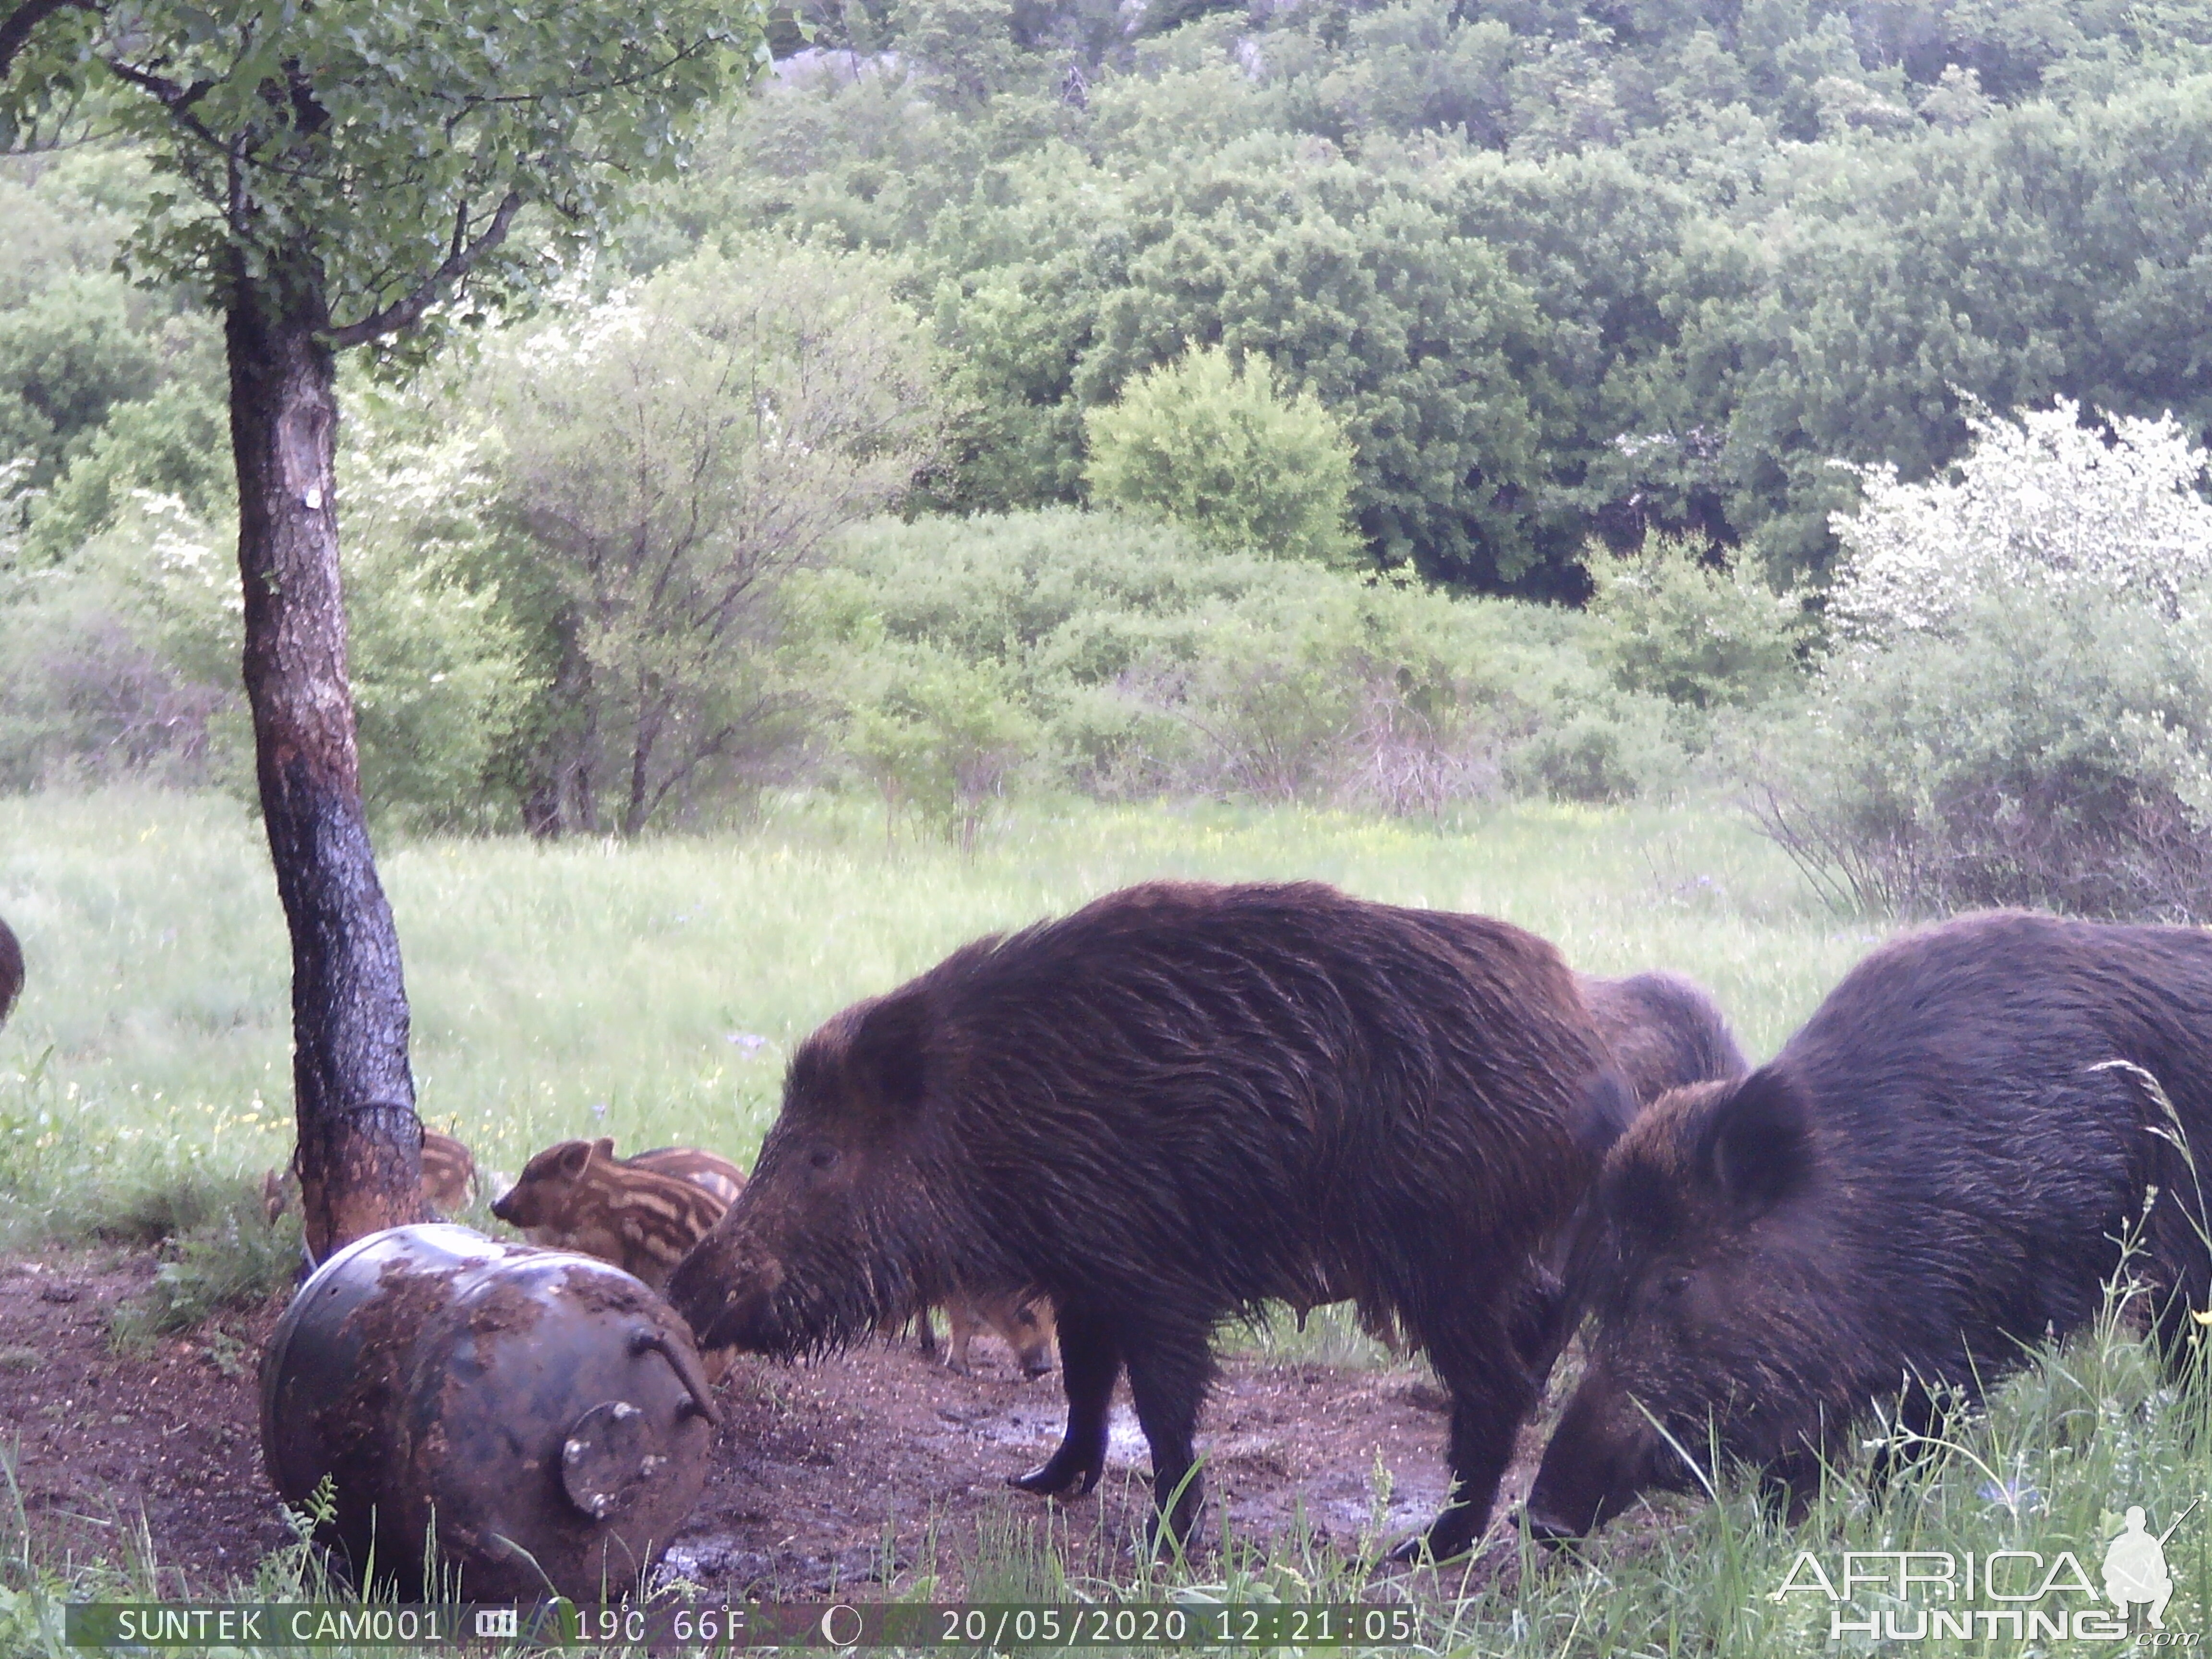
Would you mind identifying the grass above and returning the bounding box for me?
[106,1192,302,1353]
[786,1282,2212,1657]
[1,783,2207,1654]
[0,783,1856,1239]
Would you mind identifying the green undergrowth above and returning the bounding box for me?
[106,1189,301,1352]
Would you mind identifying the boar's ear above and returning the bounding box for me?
[848,990,929,1118]
[1697,1069,1811,1217]
[557,1140,595,1178]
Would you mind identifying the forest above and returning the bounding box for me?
[3,1,2211,905]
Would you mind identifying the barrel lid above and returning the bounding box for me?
[560,1400,662,1520]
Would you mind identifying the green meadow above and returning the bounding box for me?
[0,786,1855,1228]
[2,787,2207,1657]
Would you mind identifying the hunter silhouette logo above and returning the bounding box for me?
[2102,1503,2196,1630]
[1771,1495,2201,1644]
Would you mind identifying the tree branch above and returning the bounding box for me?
[0,0,93,85]
[99,55,229,151]
[325,188,523,348]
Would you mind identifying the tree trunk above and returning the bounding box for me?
[622,687,667,838]
[228,263,427,1260]
[521,632,597,838]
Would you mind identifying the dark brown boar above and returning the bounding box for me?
[1527,911,2212,1539]
[667,879,1627,1559]
[0,915,20,1030]
[1577,972,1748,1107]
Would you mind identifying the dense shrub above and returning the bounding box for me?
[1082,344,1360,567]
[1748,401,2212,920]
[0,425,533,825]
[1583,532,1808,721]
[1748,587,2212,920]
[341,424,539,831]
[0,493,240,791]
[24,379,231,563]
[844,638,1039,847]
[807,508,1684,820]
[485,243,946,836]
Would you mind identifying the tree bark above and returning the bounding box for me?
[228,261,427,1259]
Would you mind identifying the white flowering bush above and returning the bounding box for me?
[1752,401,2212,919]
[489,242,946,836]
[338,417,538,830]
[1827,399,2212,646]
[0,420,531,821]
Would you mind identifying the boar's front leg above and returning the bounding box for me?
[1393,1310,1538,1563]
[1124,1330,1213,1550]
[1011,1307,1119,1498]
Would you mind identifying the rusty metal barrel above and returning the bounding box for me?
[260,1224,721,1600]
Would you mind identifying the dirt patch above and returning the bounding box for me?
[0,1247,1557,1597]
[0,1250,292,1591]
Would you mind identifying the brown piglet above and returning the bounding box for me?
[917,1291,1058,1377]
[491,1137,730,1291]
[263,1129,477,1224]
[624,1145,747,1207]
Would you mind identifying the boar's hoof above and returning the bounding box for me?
[1385,1523,1479,1567]
[1521,1512,1584,1549]
[1010,1455,1103,1499]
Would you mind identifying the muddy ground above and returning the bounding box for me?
[0,1247,1566,1599]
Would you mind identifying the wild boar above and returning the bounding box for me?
[1578,971,1748,1107]
[916,1291,1058,1377]
[625,1145,748,1207]
[0,915,20,1030]
[668,879,1626,1558]
[264,1128,477,1224]
[1528,911,2212,1538]
[492,1137,729,1290]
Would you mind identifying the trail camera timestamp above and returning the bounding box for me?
[523,1601,1406,1648]
[535,1601,1395,1647]
[918,1604,1403,1647]
[65,1602,1412,1649]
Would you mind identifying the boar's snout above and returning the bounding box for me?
[666,1233,785,1354]
[1008,1299,1058,1378]
[1527,1381,1664,1539]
